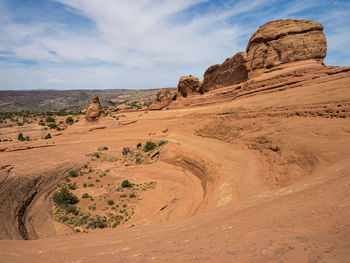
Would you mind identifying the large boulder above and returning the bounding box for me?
[202,52,248,91]
[177,75,200,97]
[149,88,176,110]
[154,88,172,104]
[246,19,327,78]
[85,96,104,121]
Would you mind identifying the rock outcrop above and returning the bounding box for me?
[177,76,200,97]
[246,19,327,78]
[86,96,104,121]
[202,52,248,91]
[152,19,328,104]
[149,88,176,110]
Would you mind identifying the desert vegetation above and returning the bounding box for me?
[51,166,157,232]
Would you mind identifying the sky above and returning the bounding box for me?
[0,0,349,90]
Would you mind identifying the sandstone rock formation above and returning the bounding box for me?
[246,19,327,78]
[177,75,200,97]
[202,52,248,92]
[149,88,176,110]
[154,88,172,104]
[85,96,104,121]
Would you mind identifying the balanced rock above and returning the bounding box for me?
[177,75,200,97]
[246,19,327,78]
[86,96,104,121]
[202,52,248,91]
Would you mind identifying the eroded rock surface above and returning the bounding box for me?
[246,19,327,78]
[86,96,104,121]
[202,52,248,91]
[149,88,175,110]
[177,76,200,97]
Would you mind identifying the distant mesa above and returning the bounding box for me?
[171,19,327,100]
[85,95,105,121]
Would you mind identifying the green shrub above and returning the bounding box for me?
[95,179,100,183]
[97,146,109,151]
[158,140,167,146]
[136,143,142,148]
[17,122,23,126]
[82,193,89,198]
[69,170,78,177]
[88,183,94,187]
[122,147,130,155]
[52,187,79,207]
[121,180,132,188]
[129,193,136,198]
[18,133,25,141]
[39,120,45,126]
[44,133,52,139]
[65,116,74,125]
[107,200,115,205]
[59,215,69,222]
[46,116,55,123]
[120,194,127,198]
[83,183,87,188]
[48,123,57,129]
[143,141,156,152]
[65,204,79,215]
[68,183,76,190]
[135,158,142,164]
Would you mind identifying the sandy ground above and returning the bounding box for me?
[0,64,350,262]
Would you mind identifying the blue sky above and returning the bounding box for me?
[0,0,349,90]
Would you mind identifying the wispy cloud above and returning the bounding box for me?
[0,0,349,90]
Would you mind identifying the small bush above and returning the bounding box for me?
[39,120,45,126]
[97,146,109,151]
[44,133,52,139]
[95,179,100,183]
[121,180,132,188]
[69,170,78,177]
[120,194,127,198]
[18,133,25,141]
[46,116,55,123]
[17,122,23,126]
[135,158,142,164]
[48,123,58,129]
[143,141,156,152]
[88,183,94,187]
[83,183,87,188]
[82,193,89,198]
[65,116,74,125]
[107,200,115,206]
[122,147,130,155]
[136,142,142,148]
[52,187,79,207]
[158,140,167,146]
[129,193,136,198]
[68,183,76,190]
[65,205,79,215]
